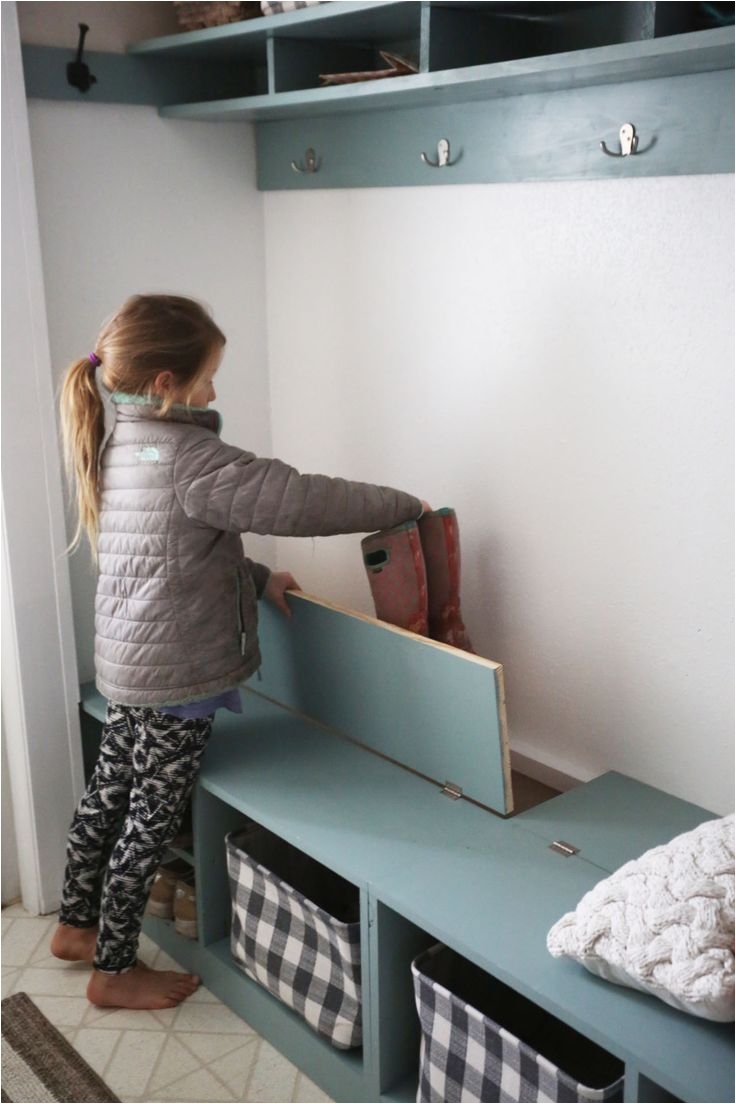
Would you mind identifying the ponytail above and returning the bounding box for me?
[59,356,105,556]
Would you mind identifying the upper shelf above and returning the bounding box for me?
[154,26,735,122]
[122,1,735,121]
[21,1,734,187]
[22,2,735,120]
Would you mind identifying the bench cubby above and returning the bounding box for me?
[411,942,626,1102]
[80,592,734,1102]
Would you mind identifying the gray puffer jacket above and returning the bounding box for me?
[95,397,422,707]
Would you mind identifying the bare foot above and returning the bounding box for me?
[50,922,98,963]
[87,963,200,1009]
[50,922,155,972]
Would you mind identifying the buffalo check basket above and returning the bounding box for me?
[226,827,362,1049]
[411,945,624,1103]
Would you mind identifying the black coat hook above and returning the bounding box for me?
[67,23,97,93]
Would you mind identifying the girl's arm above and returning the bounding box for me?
[174,435,423,538]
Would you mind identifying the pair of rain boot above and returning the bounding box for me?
[361,508,474,652]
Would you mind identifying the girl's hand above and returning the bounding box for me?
[264,571,301,618]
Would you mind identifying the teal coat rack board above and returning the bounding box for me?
[254,68,732,188]
[248,592,512,815]
[20,1,735,190]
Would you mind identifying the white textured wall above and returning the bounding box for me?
[27,101,273,681]
[264,178,734,813]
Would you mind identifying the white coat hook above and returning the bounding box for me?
[421,138,459,168]
[600,122,639,157]
[291,148,321,174]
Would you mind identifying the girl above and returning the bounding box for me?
[51,294,428,1010]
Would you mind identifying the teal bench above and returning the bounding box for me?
[80,593,733,1103]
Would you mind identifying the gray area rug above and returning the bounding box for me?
[1,992,119,1102]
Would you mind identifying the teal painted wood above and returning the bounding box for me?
[252,593,511,813]
[514,770,719,873]
[358,889,376,1098]
[158,27,734,121]
[255,67,733,188]
[418,1,431,74]
[372,819,734,1104]
[20,45,256,106]
[193,787,248,947]
[166,844,195,866]
[80,680,107,723]
[380,1075,421,1104]
[79,709,103,783]
[198,688,501,886]
[266,37,277,97]
[624,1066,642,1104]
[368,899,434,1100]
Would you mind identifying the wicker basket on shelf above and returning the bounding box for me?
[173,2,262,30]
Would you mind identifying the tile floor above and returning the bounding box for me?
[2,904,333,1103]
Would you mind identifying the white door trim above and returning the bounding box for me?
[1,1,84,915]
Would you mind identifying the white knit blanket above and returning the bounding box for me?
[547,814,735,1021]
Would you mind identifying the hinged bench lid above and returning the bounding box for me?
[249,592,512,815]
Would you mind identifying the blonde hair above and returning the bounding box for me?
[60,294,225,555]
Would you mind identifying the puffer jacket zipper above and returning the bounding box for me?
[235,569,247,655]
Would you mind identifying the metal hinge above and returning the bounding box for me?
[549,840,580,857]
[441,781,463,800]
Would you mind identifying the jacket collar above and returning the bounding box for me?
[112,392,223,436]
[95,370,222,459]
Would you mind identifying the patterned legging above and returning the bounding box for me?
[59,703,213,973]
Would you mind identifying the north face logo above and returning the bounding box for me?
[135,446,160,463]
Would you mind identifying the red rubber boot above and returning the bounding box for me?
[361,520,429,636]
[417,508,475,652]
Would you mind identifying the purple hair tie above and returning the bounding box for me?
[88,353,102,367]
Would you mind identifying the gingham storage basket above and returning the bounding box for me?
[412,945,625,1103]
[226,824,362,1049]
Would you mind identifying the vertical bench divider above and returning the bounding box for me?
[193,788,240,948]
